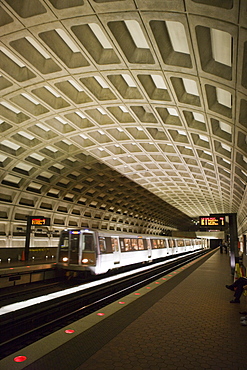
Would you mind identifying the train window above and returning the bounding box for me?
[84,233,94,251]
[105,237,113,253]
[177,240,184,247]
[123,238,131,251]
[168,239,175,248]
[156,239,164,248]
[120,239,125,252]
[138,238,144,250]
[151,239,158,248]
[185,239,191,246]
[157,239,163,248]
[99,237,106,253]
[111,237,119,252]
[131,239,138,250]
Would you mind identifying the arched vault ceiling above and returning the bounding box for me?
[0,0,247,234]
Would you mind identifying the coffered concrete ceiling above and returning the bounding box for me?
[0,0,246,235]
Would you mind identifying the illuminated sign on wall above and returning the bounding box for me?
[199,216,225,228]
[30,217,50,226]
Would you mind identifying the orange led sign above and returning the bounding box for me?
[199,216,225,228]
[30,217,50,226]
[31,219,46,225]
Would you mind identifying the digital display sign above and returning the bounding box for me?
[199,216,225,228]
[31,217,50,226]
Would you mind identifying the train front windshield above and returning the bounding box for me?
[83,233,94,251]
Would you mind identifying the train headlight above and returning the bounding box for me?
[82,258,89,263]
[62,257,69,262]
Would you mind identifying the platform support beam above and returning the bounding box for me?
[228,213,238,275]
[24,216,32,262]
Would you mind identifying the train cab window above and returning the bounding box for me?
[84,233,94,251]
[138,238,144,250]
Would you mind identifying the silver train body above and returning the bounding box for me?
[56,228,207,275]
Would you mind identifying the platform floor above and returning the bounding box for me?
[2,249,247,370]
[0,258,56,270]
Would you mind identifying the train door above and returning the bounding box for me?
[69,230,81,264]
[111,236,121,265]
[81,231,96,266]
[146,238,152,261]
[164,239,169,254]
[57,230,69,263]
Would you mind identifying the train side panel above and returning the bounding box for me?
[56,228,206,275]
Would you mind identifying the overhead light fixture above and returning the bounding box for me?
[151,75,167,89]
[0,46,25,67]
[88,23,112,49]
[94,76,109,88]
[211,28,232,67]
[25,36,50,59]
[44,86,61,97]
[166,21,190,54]
[55,29,80,52]
[124,20,149,48]
[216,87,232,108]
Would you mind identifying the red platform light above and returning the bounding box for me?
[118,301,125,304]
[14,356,27,362]
[146,287,151,289]
[65,329,75,334]
[97,313,105,316]
[134,293,140,295]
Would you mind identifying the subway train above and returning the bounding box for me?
[56,228,206,275]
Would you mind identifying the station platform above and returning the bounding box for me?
[0,260,57,289]
[0,259,56,272]
[1,249,247,369]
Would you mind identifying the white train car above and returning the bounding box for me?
[57,228,205,275]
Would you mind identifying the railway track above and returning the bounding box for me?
[0,250,210,359]
[0,279,71,307]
